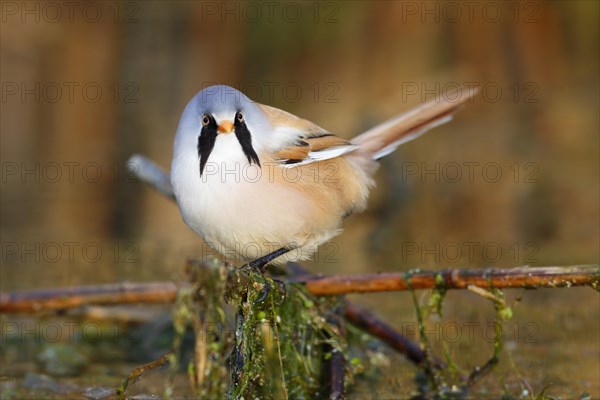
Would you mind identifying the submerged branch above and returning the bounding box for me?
[343,303,428,367]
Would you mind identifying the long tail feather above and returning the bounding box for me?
[352,86,478,160]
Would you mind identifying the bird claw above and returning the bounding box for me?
[239,247,291,304]
[253,279,271,304]
[239,262,271,304]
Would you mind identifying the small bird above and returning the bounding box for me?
[171,85,475,271]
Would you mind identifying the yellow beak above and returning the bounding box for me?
[217,120,234,134]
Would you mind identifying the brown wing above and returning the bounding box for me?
[259,104,358,165]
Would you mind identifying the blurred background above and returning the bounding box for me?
[1,1,598,397]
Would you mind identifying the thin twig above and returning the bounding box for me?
[327,349,346,400]
[271,298,289,399]
[297,266,600,295]
[0,282,179,312]
[322,314,346,400]
[117,351,172,397]
[343,303,428,367]
[463,287,507,386]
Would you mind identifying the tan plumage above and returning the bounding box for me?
[259,104,331,136]
[352,87,477,159]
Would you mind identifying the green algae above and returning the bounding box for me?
[156,258,358,399]
[405,270,516,398]
[227,266,353,399]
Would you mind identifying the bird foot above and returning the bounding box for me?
[238,247,291,304]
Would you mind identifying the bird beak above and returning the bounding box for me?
[217,120,234,134]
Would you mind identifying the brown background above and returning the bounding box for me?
[1,1,598,396]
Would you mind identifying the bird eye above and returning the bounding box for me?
[236,112,244,123]
[201,114,210,126]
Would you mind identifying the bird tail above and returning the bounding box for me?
[351,86,478,160]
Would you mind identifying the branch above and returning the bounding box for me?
[343,303,428,367]
[0,282,178,313]
[297,265,600,295]
[327,351,345,400]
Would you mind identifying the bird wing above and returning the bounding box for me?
[258,104,358,166]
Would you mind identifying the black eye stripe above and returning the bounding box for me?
[197,115,218,176]
[234,116,261,168]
